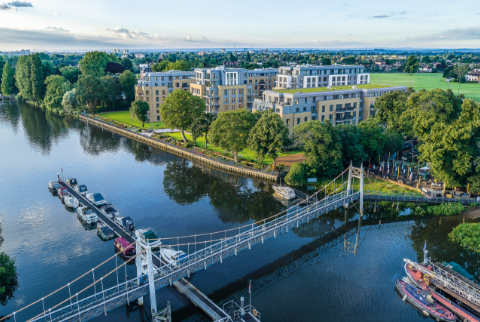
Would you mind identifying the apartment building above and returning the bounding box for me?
[252,84,408,132]
[135,70,195,122]
[247,68,278,99]
[276,64,370,89]
[190,66,253,113]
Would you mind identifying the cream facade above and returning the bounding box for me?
[190,66,253,113]
[247,68,278,100]
[135,71,194,122]
[252,84,408,132]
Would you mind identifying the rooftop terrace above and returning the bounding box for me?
[273,84,396,94]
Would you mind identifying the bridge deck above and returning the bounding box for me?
[173,278,231,321]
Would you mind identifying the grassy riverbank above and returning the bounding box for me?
[99,111,166,128]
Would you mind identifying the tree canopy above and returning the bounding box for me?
[209,109,256,163]
[0,252,18,306]
[293,120,343,178]
[79,51,108,77]
[76,75,102,112]
[119,70,136,105]
[373,90,409,131]
[404,55,419,75]
[1,62,17,96]
[159,90,205,142]
[337,124,367,167]
[44,75,70,110]
[130,100,150,127]
[59,66,81,84]
[247,110,290,166]
[191,112,216,149]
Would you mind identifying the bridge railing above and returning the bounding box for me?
[364,190,478,205]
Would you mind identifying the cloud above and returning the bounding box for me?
[372,15,389,18]
[8,1,32,7]
[50,11,59,16]
[0,3,11,9]
[45,26,69,33]
[408,27,480,41]
[103,27,150,40]
[371,11,406,18]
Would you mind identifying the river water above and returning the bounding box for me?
[0,102,478,322]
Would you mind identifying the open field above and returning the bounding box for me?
[99,111,166,128]
[370,73,480,100]
[163,132,304,165]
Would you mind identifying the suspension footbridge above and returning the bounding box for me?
[3,165,474,322]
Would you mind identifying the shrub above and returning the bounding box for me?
[284,163,308,186]
[449,223,480,253]
[185,142,194,148]
[426,202,465,216]
[15,93,25,102]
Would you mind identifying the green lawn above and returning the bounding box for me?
[370,73,480,100]
[99,111,166,128]
[274,83,394,94]
[163,132,303,165]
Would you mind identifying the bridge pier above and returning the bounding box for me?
[136,242,144,306]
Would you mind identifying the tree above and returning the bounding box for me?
[119,70,136,105]
[60,66,81,84]
[44,75,70,110]
[0,57,5,88]
[373,90,409,131]
[30,54,45,104]
[246,52,251,62]
[120,58,134,72]
[247,110,290,167]
[358,118,386,163]
[454,64,469,95]
[404,55,419,75]
[78,51,108,77]
[284,163,309,186]
[160,90,205,142]
[210,109,256,163]
[151,61,169,72]
[191,112,216,149]
[337,124,367,167]
[321,58,332,65]
[344,56,356,65]
[293,120,343,178]
[0,252,18,306]
[99,76,121,108]
[16,55,33,100]
[42,61,56,79]
[228,52,237,63]
[62,89,77,111]
[129,100,150,127]
[384,129,404,154]
[76,75,102,113]
[1,62,17,96]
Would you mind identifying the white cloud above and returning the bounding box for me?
[45,26,69,33]
[8,1,33,7]
[49,11,60,16]
[0,3,11,9]
[408,27,480,41]
[103,27,150,40]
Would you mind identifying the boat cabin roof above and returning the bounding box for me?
[142,231,158,243]
[115,237,132,248]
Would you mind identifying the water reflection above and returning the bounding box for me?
[79,125,121,156]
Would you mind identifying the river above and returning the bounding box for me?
[0,102,478,322]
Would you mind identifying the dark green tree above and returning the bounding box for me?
[293,120,343,178]
[404,55,419,75]
[76,75,102,113]
[119,70,136,105]
[0,252,18,306]
[210,109,256,163]
[60,66,81,84]
[129,100,150,127]
[160,90,205,142]
[99,76,121,108]
[337,124,367,167]
[247,110,290,166]
[358,118,386,163]
[120,58,134,72]
[30,54,45,104]
[1,62,17,96]
[284,162,309,186]
[373,90,409,131]
[78,51,108,77]
[321,58,332,65]
[44,75,70,110]
[191,112,216,148]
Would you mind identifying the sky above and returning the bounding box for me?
[0,0,479,51]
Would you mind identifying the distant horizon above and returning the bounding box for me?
[1,0,479,51]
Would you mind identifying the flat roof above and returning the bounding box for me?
[273,84,397,94]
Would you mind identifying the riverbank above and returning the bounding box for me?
[79,114,279,181]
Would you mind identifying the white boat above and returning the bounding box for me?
[76,206,98,224]
[135,228,162,247]
[86,193,107,207]
[74,185,88,196]
[64,194,79,209]
[160,247,187,266]
[273,185,296,200]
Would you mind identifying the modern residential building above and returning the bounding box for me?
[135,70,195,122]
[247,68,278,99]
[276,65,369,89]
[252,84,408,132]
[190,66,253,113]
[135,53,146,59]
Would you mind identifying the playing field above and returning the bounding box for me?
[370,73,480,100]
[99,111,166,128]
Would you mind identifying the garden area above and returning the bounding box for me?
[370,73,480,100]
[99,111,166,129]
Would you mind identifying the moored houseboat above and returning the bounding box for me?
[114,237,136,259]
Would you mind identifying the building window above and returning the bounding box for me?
[239,104,243,108]
[156,104,159,108]
[296,108,299,112]
[239,97,243,102]
[330,105,333,112]
[297,118,300,125]
[224,90,228,96]
[322,106,325,112]
[224,105,228,110]
[286,119,290,126]
[146,97,149,102]
[295,98,299,104]
[329,114,333,120]
[162,90,165,95]
[146,91,149,95]
[156,97,159,102]
[176,83,179,88]
[155,90,159,95]
[303,107,306,112]
[239,89,243,95]
[232,89,236,95]
[304,117,308,122]
[224,98,228,103]
[322,115,325,121]
[226,72,238,85]
[156,109,159,113]
[157,116,160,121]
[232,97,235,103]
